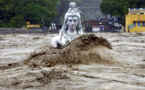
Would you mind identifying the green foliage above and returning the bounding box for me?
[100,0,145,24]
[0,0,58,28]
[101,0,145,22]
[9,15,25,28]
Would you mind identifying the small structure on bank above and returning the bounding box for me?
[26,21,40,29]
[126,8,145,32]
[51,2,84,48]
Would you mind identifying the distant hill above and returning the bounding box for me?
[56,0,103,25]
[71,0,103,20]
[74,0,102,7]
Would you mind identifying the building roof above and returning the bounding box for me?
[129,8,145,15]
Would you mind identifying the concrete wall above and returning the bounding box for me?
[0,28,48,34]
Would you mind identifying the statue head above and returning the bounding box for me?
[61,2,84,41]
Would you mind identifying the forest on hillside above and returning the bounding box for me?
[0,0,102,28]
[101,0,145,24]
[101,0,145,16]
[2,0,145,28]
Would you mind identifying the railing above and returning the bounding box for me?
[129,8,145,11]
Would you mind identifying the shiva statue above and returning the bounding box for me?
[51,2,84,48]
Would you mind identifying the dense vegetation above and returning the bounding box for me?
[0,0,102,28]
[0,0,58,28]
[101,0,145,23]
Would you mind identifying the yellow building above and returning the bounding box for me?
[126,8,145,32]
[26,21,40,29]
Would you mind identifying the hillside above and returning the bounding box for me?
[73,0,102,20]
[57,0,102,23]
[72,0,102,7]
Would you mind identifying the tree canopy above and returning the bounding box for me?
[100,0,145,24]
[101,0,145,17]
[0,0,58,28]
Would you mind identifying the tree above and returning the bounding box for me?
[22,3,48,24]
[0,0,58,28]
[100,0,145,24]
[22,0,58,27]
[0,0,14,27]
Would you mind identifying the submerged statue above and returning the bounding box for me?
[51,2,84,48]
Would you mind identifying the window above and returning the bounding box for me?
[140,13,144,15]
[143,22,145,26]
[133,22,136,26]
[138,22,141,27]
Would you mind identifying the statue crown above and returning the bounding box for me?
[64,2,81,20]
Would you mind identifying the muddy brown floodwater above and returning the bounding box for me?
[0,32,145,90]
